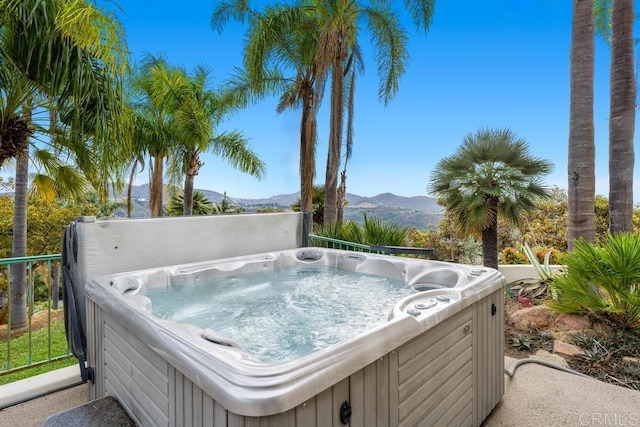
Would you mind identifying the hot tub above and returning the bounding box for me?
[84,248,504,426]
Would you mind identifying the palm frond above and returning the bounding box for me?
[209,131,267,179]
[402,0,437,32]
[211,0,254,34]
[361,5,409,104]
[593,0,613,43]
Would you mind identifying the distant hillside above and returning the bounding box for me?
[344,207,442,229]
[347,192,441,212]
[121,184,229,203]
[115,185,443,229]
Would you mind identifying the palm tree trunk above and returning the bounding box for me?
[149,154,164,217]
[300,88,317,234]
[609,0,635,233]
[481,225,499,270]
[324,36,346,225]
[568,0,596,249]
[338,66,356,225]
[480,195,499,269]
[481,206,500,272]
[183,173,195,216]
[183,150,202,216]
[337,170,346,224]
[10,144,29,329]
[126,158,138,218]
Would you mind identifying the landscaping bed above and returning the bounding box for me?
[505,297,640,391]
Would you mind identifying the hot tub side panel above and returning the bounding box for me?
[87,289,503,426]
[473,287,505,425]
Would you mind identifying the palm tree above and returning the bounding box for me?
[291,184,325,227]
[314,0,436,225]
[164,64,266,216]
[212,3,326,234]
[428,128,553,270]
[608,0,635,233]
[212,192,244,214]
[336,59,362,224]
[128,54,181,217]
[167,191,213,216]
[213,1,436,227]
[0,0,127,328]
[568,0,596,249]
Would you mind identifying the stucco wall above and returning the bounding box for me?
[497,265,563,285]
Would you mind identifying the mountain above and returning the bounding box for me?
[346,192,441,212]
[123,184,230,203]
[233,193,300,207]
[116,185,444,229]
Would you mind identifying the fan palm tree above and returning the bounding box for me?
[568,0,596,249]
[164,64,266,216]
[428,128,553,270]
[0,0,127,328]
[212,3,326,233]
[607,0,635,233]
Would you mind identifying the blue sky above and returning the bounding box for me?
[120,1,637,200]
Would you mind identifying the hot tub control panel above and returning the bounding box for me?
[404,292,458,317]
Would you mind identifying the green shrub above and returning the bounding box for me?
[457,237,482,265]
[501,247,528,264]
[360,213,407,246]
[406,228,454,262]
[315,221,346,242]
[315,213,407,247]
[548,233,640,328]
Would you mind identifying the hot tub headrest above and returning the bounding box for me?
[296,249,324,261]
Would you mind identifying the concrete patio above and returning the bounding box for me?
[1,356,639,426]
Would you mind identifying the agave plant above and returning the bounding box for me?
[510,333,533,351]
[507,243,559,300]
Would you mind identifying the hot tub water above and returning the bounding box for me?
[144,265,412,362]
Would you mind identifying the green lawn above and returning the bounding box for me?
[0,317,77,385]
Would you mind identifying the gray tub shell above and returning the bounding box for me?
[86,248,504,426]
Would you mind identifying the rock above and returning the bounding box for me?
[592,322,613,336]
[554,313,591,331]
[532,349,569,368]
[553,340,586,357]
[622,357,640,366]
[509,305,557,331]
[557,329,598,343]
